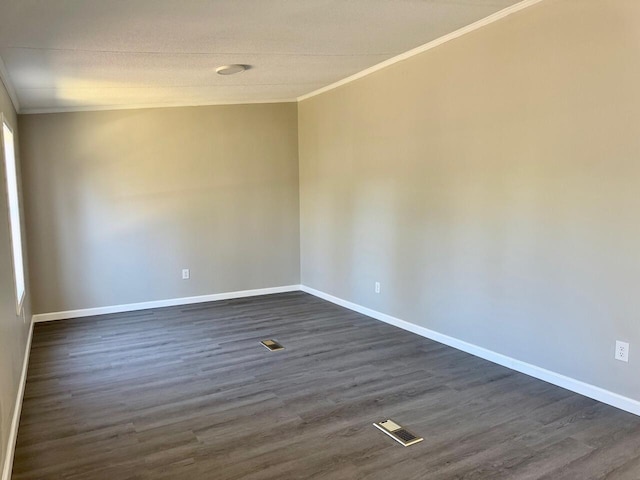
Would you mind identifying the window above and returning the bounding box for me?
[2,118,25,313]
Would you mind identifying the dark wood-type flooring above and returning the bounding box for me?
[13,292,640,479]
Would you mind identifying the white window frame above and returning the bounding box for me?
[1,114,26,314]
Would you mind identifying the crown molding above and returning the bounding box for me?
[9,0,544,114]
[0,55,21,113]
[298,0,545,102]
[20,97,297,115]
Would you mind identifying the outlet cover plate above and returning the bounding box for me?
[615,340,629,362]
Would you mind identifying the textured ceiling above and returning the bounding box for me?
[0,0,522,113]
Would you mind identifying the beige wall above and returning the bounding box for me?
[299,0,640,402]
[20,103,300,314]
[0,79,31,476]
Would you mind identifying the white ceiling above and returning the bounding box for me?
[0,0,522,113]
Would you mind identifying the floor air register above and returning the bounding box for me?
[260,339,284,351]
[373,419,423,447]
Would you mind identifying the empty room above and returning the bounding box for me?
[1,0,639,478]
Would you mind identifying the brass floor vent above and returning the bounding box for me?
[373,419,423,447]
[260,339,284,351]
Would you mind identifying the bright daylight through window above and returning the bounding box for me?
[2,119,25,313]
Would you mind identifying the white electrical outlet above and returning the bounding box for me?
[615,341,629,362]
[182,269,190,280]
[374,282,381,294]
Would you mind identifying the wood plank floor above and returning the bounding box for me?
[13,292,640,479]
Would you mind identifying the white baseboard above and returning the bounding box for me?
[32,285,302,323]
[24,282,640,421]
[300,285,640,417]
[1,319,33,480]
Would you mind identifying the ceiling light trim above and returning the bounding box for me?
[0,55,21,113]
[297,0,545,102]
[19,98,297,115]
[216,64,249,75]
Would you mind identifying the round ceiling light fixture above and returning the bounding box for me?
[216,64,249,75]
